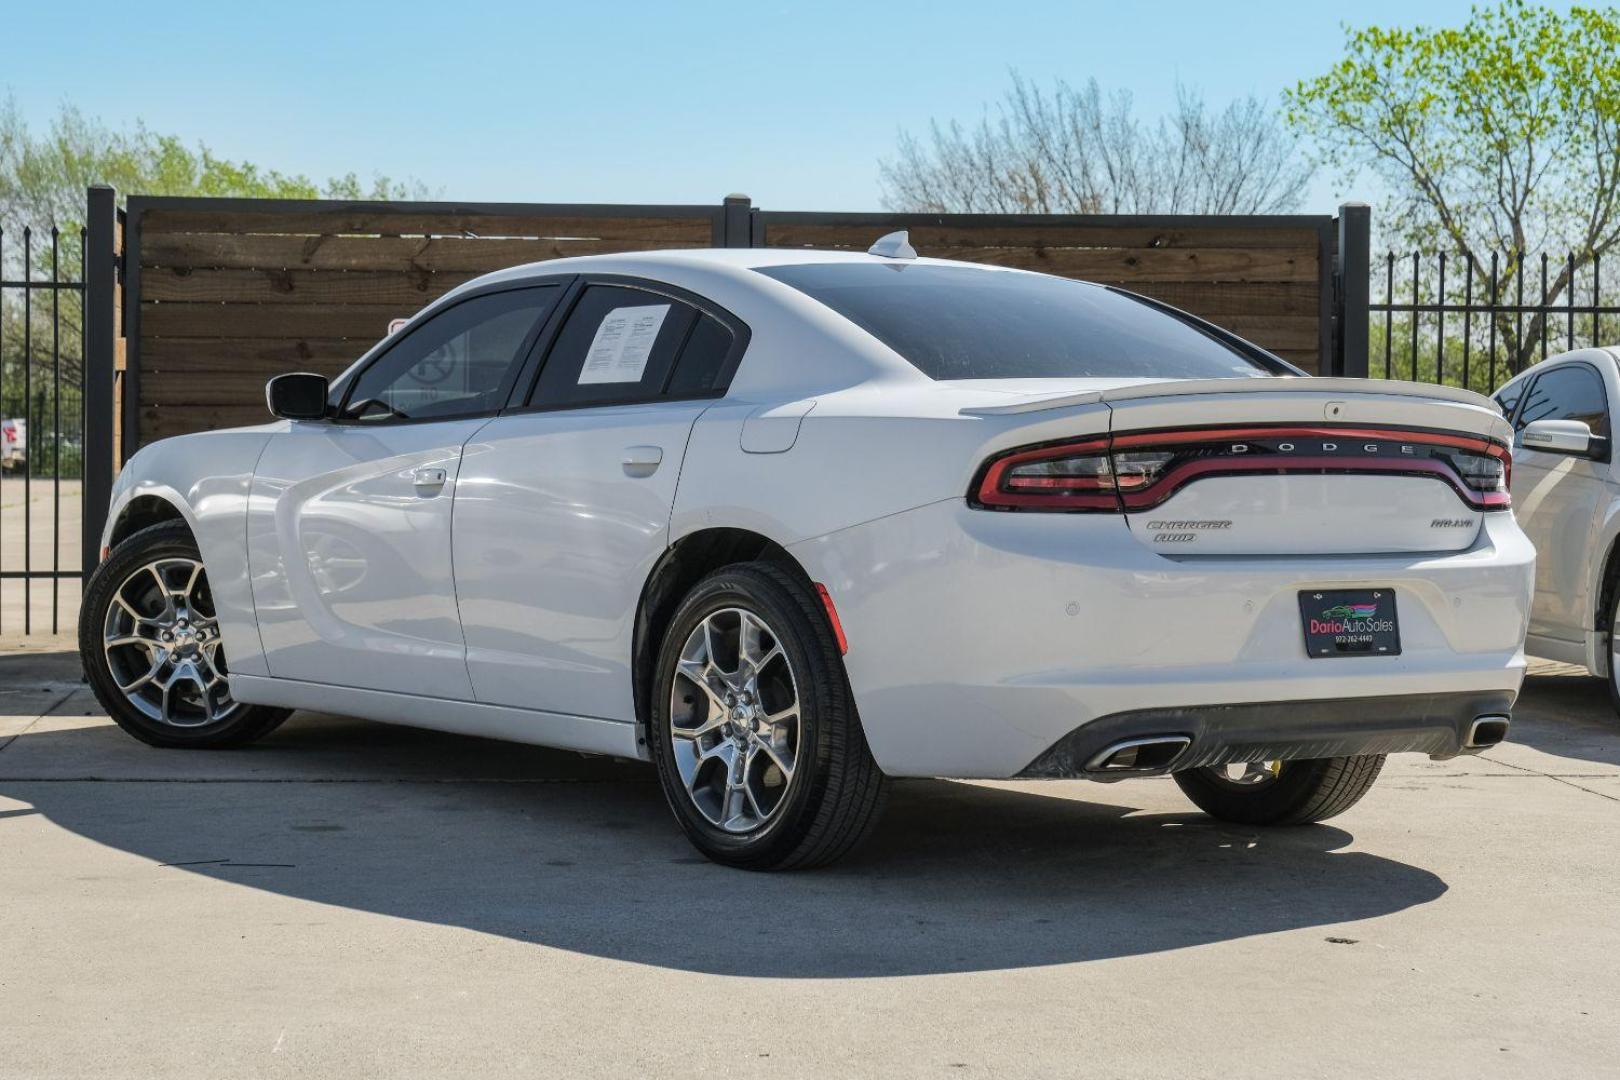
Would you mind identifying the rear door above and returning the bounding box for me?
[454,279,745,721]
[247,284,560,698]
[1507,362,1613,642]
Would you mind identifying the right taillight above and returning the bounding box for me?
[1447,447,1512,509]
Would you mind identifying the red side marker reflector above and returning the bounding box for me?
[814,583,849,655]
[100,545,110,563]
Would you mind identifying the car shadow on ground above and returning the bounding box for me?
[1,710,1449,978]
[1506,671,1620,767]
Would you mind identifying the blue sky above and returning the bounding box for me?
[1,0,1573,214]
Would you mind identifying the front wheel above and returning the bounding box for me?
[1173,755,1386,826]
[79,520,290,748]
[648,562,887,870]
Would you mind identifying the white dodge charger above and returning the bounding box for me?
[81,238,1535,868]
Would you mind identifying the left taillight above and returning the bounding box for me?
[973,438,1123,511]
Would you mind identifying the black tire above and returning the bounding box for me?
[1605,585,1620,718]
[648,561,888,870]
[79,520,290,749]
[1172,754,1386,826]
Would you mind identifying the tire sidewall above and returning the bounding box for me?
[1174,758,1332,825]
[648,567,836,866]
[1607,591,1620,719]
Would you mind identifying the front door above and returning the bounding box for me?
[247,284,561,698]
[454,281,744,721]
[1509,362,1613,643]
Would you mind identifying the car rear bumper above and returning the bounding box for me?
[791,500,1533,779]
[1018,690,1514,779]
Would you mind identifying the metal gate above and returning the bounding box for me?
[0,221,78,634]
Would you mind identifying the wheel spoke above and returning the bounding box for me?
[751,735,795,780]
[114,651,165,693]
[180,561,204,606]
[675,658,730,729]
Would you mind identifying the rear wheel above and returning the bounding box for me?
[80,520,290,748]
[1173,755,1385,826]
[648,562,887,870]
[1606,586,1620,717]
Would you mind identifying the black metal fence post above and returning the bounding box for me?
[82,185,117,589]
[1335,202,1371,378]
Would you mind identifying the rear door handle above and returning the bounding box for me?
[412,466,448,491]
[622,445,663,478]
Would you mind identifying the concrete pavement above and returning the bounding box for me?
[1,641,1617,1078]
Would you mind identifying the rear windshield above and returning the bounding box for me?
[756,263,1276,381]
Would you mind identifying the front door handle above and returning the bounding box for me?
[412,466,448,491]
[622,445,663,478]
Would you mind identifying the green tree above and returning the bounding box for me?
[0,97,425,237]
[0,100,427,477]
[1286,2,1620,369]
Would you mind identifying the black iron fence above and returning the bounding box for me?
[1370,250,1620,395]
[0,221,89,635]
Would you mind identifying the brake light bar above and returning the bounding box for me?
[972,425,1512,513]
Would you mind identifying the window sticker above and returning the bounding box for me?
[578,304,670,385]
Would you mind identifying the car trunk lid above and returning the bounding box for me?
[1106,381,1508,556]
[964,378,1512,557]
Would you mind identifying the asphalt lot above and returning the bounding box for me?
[2,638,1617,1079]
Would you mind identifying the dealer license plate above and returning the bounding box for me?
[1299,588,1401,658]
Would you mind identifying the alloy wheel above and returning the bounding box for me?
[668,607,801,833]
[102,557,238,728]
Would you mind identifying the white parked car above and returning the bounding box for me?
[80,241,1535,868]
[2,417,26,473]
[1491,349,1620,708]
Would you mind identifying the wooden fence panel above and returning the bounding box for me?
[123,198,1346,450]
[128,199,725,449]
[756,215,1333,372]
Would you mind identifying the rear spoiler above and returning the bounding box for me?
[960,377,1500,417]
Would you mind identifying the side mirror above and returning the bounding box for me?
[266,372,330,421]
[1519,417,1595,457]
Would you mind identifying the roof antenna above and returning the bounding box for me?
[868,230,917,260]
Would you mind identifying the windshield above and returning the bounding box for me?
[756,262,1278,382]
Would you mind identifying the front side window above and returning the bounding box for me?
[1515,364,1610,438]
[342,286,559,422]
[531,285,700,408]
[755,263,1276,381]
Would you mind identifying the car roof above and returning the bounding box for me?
[447,246,1047,296]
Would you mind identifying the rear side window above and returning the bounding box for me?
[666,315,734,396]
[755,263,1274,381]
[1516,364,1610,438]
[531,285,697,408]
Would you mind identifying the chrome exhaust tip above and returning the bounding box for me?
[1465,715,1510,749]
[1084,735,1192,775]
